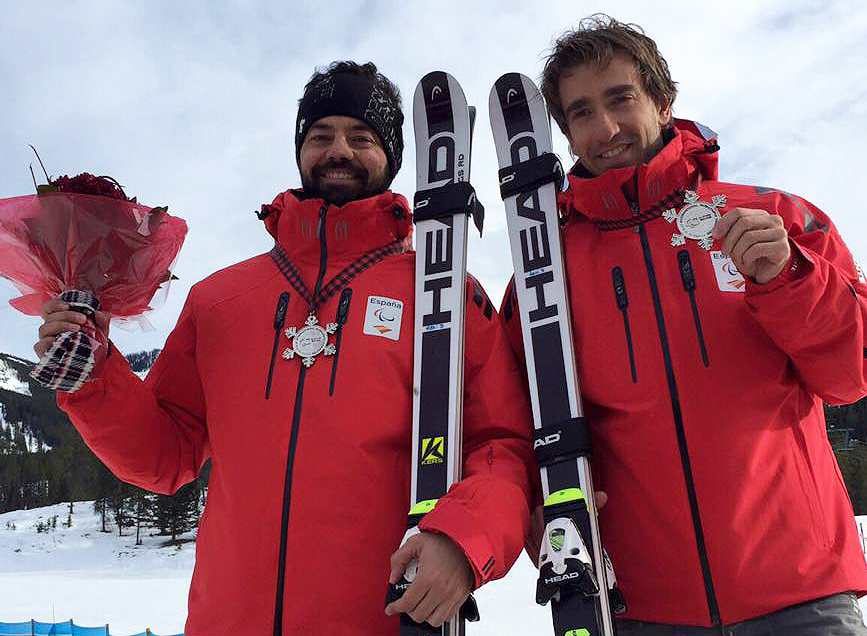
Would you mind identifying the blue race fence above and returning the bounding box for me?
[0,620,181,636]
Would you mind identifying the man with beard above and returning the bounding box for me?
[37,61,535,636]
[503,15,867,636]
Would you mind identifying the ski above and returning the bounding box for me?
[489,73,623,636]
[388,71,483,636]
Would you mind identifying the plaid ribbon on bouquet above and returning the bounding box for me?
[30,290,100,392]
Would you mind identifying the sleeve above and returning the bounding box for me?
[418,276,538,588]
[56,289,209,495]
[744,190,867,405]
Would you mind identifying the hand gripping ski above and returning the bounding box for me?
[386,71,482,636]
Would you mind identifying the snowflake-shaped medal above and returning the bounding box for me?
[282,314,338,367]
[662,191,727,250]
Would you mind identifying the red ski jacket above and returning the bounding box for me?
[503,120,867,626]
[59,189,535,635]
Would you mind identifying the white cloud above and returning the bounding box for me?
[1,0,865,360]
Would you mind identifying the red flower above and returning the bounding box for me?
[48,173,131,201]
[0,172,187,318]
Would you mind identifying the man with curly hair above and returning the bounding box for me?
[504,15,867,636]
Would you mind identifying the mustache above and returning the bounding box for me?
[313,160,368,180]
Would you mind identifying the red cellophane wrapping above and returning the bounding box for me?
[0,192,187,382]
[0,192,187,317]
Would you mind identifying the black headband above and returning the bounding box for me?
[295,73,403,181]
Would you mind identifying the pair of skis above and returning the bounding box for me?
[393,71,621,636]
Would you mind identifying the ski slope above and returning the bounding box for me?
[0,503,865,635]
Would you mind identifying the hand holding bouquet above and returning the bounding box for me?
[0,161,187,391]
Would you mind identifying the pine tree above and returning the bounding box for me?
[132,488,156,546]
[92,462,118,533]
[110,483,138,537]
[154,482,201,544]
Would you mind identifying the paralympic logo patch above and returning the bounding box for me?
[363,296,403,341]
[710,251,746,292]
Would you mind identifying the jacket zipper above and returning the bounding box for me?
[677,250,709,367]
[265,291,290,399]
[628,189,722,627]
[611,266,637,382]
[329,287,353,396]
[273,204,328,635]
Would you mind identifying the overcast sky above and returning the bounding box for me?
[1,0,865,361]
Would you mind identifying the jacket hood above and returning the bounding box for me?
[561,118,720,222]
[259,188,413,265]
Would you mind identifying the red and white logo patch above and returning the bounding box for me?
[710,251,746,292]
[363,296,403,341]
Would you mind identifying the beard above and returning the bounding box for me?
[301,159,390,206]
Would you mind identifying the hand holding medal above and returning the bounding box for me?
[711,206,791,284]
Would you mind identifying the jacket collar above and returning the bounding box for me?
[560,119,720,222]
[261,189,412,265]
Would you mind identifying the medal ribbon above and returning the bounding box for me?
[590,188,686,231]
[589,169,708,232]
[269,236,411,312]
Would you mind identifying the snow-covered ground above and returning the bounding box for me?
[0,356,31,397]
[1,503,865,635]
[0,502,551,635]
[0,503,195,635]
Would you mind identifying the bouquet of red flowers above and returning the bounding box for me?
[0,166,187,391]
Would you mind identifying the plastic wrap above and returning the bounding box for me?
[0,191,187,389]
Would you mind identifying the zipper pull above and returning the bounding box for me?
[329,287,353,396]
[677,250,709,366]
[313,204,329,299]
[317,204,327,238]
[611,266,637,382]
[265,291,290,399]
[336,287,352,326]
[612,266,629,310]
[611,267,629,309]
[273,291,289,329]
[677,250,696,292]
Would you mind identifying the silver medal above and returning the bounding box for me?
[663,191,726,251]
[282,314,337,367]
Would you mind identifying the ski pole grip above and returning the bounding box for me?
[498,152,564,199]
[533,418,591,468]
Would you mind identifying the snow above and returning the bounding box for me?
[0,504,864,635]
[0,503,193,635]
[0,406,51,453]
[0,357,31,396]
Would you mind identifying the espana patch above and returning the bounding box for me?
[363,296,403,341]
